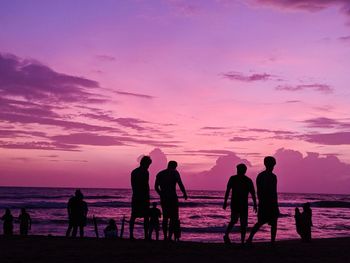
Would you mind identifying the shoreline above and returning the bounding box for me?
[1,235,350,262]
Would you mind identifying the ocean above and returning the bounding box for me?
[0,187,350,242]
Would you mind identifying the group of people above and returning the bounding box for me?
[1,155,313,244]
[130,157,187,241]
[1,208,32,236]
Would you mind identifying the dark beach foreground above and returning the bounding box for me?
[1,236,350,263]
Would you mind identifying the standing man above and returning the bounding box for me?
[223,163,257,244]
[130,155,152,240]
[18,208,32,236]
[155,161,188,241]
[66,189,88,238]
[247,156,279,244]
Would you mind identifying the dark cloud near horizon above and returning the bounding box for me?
[303,117,350,129]
[230,136,257,142]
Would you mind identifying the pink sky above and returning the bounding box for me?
[1,0,350,193]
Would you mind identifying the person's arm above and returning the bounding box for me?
[249,180,257,213]
[155,173,161,196]
[177,172,188,200]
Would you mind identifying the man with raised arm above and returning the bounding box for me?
[247,156,280,244]
[130,155,152,240]
[223,163,257,244]
[155,161,187,241]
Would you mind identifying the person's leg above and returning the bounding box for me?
[149,224,154,240]
[66,223,72,237]
[156,229,159,241]
[271,220,277,244]
[129,216,135,239]
[143,216,149,240]
[72,226,78,237]
[246,221,264,243]
[168,217,174,241]
[79,225,84,237]
[162,217,169,240]
[240,212,248,244]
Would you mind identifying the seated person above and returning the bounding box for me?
[104,219,118,238]
[295,202,313,242]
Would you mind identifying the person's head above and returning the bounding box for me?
[167,160,178,170]
[108,219,116,226]
[303,202,311,210]
[140,155,152,169]
[21,208,26,214]
[75,189,84,200]
[152,202,157,208]
[264,156,276,171]
[5,208,10,214]
[236,163,247,175]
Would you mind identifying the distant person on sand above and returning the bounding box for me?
[223,163,257,244]
[18,208,31,236]
[247,156,279,244]
[66,189,88,237]
[1,208,14,236]
[104,219,118,238]
[130,156,152,240]
[148,202,161,240]
[295,202,312,242]
[155,160,188,241]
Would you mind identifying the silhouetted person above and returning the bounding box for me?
[247,156,279,244]
[149,202,161,240]
[223,163,257,244]
[104,219,118,238]
[295,203,312,242]
[66,189,88,237]
[18,208,31,236]
[155,160,188,241]
[1,209,13,236]
[130,156,152,240]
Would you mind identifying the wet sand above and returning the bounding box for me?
[1,236,350,263]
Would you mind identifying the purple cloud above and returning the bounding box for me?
[241,127,295,135]
[201,126,227,130]
[303,132,350,145]
[0,141,78,151]
[255,0,350,15]
[303,117,343,128]
[274,148,350,193]
[276,83,332,93]
[51,132,181,148]
[230,136,256,142]
[0,53,103,103]
[115,90,155,99]
[339,35,350,42]
[95,54,116,62]
[222,71,274,82]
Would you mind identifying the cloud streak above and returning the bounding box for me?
[276,83,332,93]
[222,71,274,82]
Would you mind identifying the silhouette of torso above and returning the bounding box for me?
[68,197,88,225]
[227,175,254,210]
[156,169,180,200]
[131,167,150,201]
[256,171,278,206]
[19,212,30,227]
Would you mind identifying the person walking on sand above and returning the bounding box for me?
[1,208,14,236]
[223,163,257,244]
[247,156,279,244]
[66,189,88,237]
[129,156,152,240]
[295,202,313,242]
[18,208,32,236]
[155,161,188,241]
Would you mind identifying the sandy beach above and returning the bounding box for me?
[1,236,350,263]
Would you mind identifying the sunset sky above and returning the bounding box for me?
[1,0,350,193]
